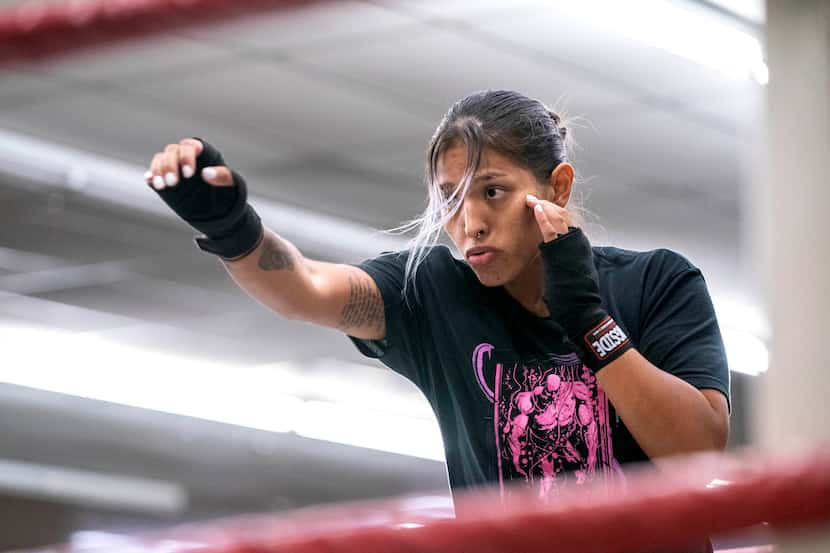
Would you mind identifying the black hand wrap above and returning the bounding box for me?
[154,138,264,261]
[539,227,632,372]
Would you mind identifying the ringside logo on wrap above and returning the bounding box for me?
[584,316,630,360]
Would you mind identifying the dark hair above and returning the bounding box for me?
[426,89,569,191]
[387,89,580,296]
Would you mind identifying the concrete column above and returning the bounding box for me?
[754,1,830,549]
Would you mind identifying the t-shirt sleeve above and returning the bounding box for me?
[637,250,732,412]
[346,251,426,385]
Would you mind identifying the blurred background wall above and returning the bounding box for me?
[0,0,769,549]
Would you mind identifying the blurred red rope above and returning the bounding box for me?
[194,449,830,553]
[0,0,319,65]
[12,449,828,553]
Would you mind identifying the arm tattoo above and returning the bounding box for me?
[257,234,295,271]
[339,273,384,334]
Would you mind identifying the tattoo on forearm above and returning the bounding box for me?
[257,235,295,271]
[339,274,384,333]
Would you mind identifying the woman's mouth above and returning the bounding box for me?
[466,249,497,267]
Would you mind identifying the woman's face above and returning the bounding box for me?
[438,144,571,288]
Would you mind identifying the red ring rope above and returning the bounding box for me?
[42,448,823,553]
[225,450,829,553]
[0,0,320,66]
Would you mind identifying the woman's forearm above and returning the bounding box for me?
[596,349,729,460]
[221,226,315,319]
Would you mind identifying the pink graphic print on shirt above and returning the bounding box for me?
[473,343,623,501]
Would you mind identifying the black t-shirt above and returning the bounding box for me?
[348,244,730,501]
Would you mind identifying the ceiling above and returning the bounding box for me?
[0,0,765,549]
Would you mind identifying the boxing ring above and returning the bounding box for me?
[1,1,829,552]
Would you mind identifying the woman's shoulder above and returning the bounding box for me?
[593,245,706,318]
[593,244,698,276]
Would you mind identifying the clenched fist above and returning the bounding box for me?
[145,137,263,261]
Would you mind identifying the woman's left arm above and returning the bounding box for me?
[528,196,730,460]
[596,349,729,458]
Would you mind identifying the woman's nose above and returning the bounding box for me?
[461,199,487,239]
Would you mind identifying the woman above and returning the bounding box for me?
[146,89,730,523]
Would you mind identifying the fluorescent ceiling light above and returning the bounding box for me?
[0,324,300,433]
[722,328,768,376]
[564,0,768,84]
[295,400,444,461]
[712,295,770,376]
[702,0,765,24]
[0,458,186,514]
[712,295,771,340]
[0,324,444,461]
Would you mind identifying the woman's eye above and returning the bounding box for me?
[485,187,504,199]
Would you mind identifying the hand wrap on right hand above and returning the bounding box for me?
[153,138,264,260]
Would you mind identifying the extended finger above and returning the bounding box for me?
[162,144,180,187]
[178,138,202,179]
[539,201,570,235]
[527,195,569,241]
[532,202,561,242]
[149,153,166,190]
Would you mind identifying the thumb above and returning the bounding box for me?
[201,166,235,187]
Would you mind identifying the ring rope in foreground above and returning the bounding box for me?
[0,0,320,66]
[16,447,830,553]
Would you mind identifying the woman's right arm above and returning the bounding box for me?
[146,137,385,342]
[221,226,386,341]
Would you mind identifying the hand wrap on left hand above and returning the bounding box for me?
[539,227,632,372]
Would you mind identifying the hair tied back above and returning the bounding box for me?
[548,109,567,141]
